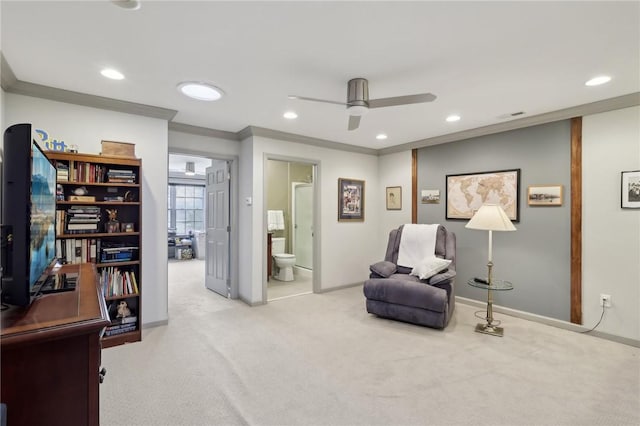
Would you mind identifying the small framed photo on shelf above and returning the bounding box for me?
[622,170,640,209]
[386,186,402,210]
[105,222,120,233]
[527,185,563,206]
[122,223,135,232]
[338,178,365,221]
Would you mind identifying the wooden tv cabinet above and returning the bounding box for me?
[1,263,109,426]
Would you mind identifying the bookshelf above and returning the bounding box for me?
[47,151,142,348]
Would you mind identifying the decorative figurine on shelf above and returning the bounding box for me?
[56,184,64,201]
[116,300,131,318]
[73,186,88,196]
[105,209,120,233]
[124,190,136,202]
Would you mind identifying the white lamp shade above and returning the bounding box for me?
[465,204,516,231]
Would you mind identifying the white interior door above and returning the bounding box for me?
[293,183,313,269]
[205,161,230,297]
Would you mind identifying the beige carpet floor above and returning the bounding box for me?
[100,261,640,426]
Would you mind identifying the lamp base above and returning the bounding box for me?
[475,323,504,337]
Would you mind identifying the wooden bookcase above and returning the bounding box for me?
[1,263,110,426]
[46,151,142,348]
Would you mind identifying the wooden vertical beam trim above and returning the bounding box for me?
[412,149,418,224]
[570,117,583,324]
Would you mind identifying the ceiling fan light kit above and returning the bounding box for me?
[289,77,437,131]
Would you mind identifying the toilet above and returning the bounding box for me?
[272,237,296,281]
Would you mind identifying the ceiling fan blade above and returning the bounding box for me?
[288,95,346,106]
[348,115,361,131]
[368,93,437,109]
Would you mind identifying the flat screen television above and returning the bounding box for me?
[1,123,58,307]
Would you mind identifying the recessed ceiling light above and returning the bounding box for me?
[283,111,298,119]
[177,81,224,101]
[376,133,388,140]
[110,0,141,10]
[585,76,611,86]
[446,115,461,122]
[101,68,124,80]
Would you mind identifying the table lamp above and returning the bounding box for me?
[465,203,516,285]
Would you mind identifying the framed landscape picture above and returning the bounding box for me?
[421,189,440,204]
[446,169,520,221]
[622,170,640,209]
[338,178,365,221]
[528,185,563,206]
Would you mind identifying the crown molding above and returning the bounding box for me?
[169,122,239,141]
[241,126,378,156]
[1,52,177,121]
[379,92,640,155]
[3,52,637,157]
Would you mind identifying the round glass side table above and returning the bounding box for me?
[467,278,513,337]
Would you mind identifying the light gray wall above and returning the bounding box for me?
[582,106,639,341]
[5,93,170,326]
[417,120,572,321]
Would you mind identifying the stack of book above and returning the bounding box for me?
[106,168,136,183]
[100,242,139,263]
[104,316,138,337]
[65,205,101,234]
[56,163,69,181]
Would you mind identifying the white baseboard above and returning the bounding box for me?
[456,296,640,348]
[294,266,312,278]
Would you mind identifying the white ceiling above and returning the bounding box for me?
[2,1,639,150]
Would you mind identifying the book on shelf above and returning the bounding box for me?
[67,195,96,202]
[101,268,139,297]
[104,324,137,337]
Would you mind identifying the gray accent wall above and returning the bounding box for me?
[417,120,571,321]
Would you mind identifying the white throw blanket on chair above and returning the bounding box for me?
[396,224,439,269]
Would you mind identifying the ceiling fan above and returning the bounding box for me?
[288,78,436,131]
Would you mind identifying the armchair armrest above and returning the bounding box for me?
[369,261,397,278]
[427,268,456,285]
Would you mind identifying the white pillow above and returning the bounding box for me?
[410,257,452,280]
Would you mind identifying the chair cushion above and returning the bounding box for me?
[410,257,451,280]
[369,261,397,278]
[363,278,448,313]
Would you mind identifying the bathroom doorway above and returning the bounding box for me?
[266,159,315,301]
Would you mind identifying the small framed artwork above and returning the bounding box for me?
[421,189,440,204]
[122,222,135,232]
[622,170,640,209]
[386,186,402,210]
[105,222,120,233]
[528,185,563,206]
[338,178,365,221]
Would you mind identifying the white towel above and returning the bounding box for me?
[267,210,285,231]
[396,224,439,269]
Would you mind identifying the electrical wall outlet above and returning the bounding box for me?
[599,294,612,308]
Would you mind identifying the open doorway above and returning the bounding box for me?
[167,154,211,306]
[265,158,316,301]
[167,153,238,310]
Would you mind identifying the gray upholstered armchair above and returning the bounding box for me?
[363,224,456,329]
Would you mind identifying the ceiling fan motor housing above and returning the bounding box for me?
[347,78,369,115]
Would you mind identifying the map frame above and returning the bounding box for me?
[445,168,521,221]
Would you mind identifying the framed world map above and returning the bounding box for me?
[446,169,520,221]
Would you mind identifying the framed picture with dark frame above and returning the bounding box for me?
[338,178,365,221]
[386,186,402,210]
[622,170,640,209]
[446,168,520,221]
[528,184,563,206]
